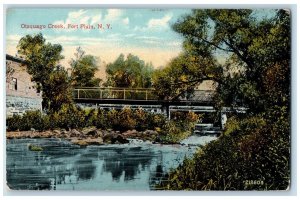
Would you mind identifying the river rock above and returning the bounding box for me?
[87,138,104,145]
[143,130,155,135]
[102,130,109,136]
[112,134,129,144]
[82,127,97,136]
[69,129,81,137]
[41,131,52,138]
[53,129,61,136]
[71,137,104,146]
[61,130,70,138]
[103,133,117,143]
[95,130,104,138]
[71,139,88,146]
[122,129,138,137]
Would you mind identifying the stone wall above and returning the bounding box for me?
[6,96,42,117]
[6,54,43,117]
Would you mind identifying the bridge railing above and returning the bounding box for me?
[73,87,216,101]
[73,87,158,101]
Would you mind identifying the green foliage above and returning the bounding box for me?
[223,116,266,136]
[158,112,201,144]
[43,66,73,112]
[155,9,290,113]
[104,54,154,88]
[160,113,290,190]
[52,104,86,130]
[6,108,199,144]
[17,33,72,112]
[157,9,290,191]
[70,47,101,87]
[6,114,22,131]
[118,106,137,131]
[7,111,46,131]
[94,108,107,129]
[159,121,188,144]
[134,107,148,131]
[152,54,220,100]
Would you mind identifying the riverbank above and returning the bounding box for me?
[6,127,161,146]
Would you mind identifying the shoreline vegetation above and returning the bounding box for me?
[6,106,201,145]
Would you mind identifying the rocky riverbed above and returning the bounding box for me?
[6,127,159,146]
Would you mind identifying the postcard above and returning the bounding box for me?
[5,7,291,191]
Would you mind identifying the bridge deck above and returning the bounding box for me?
[73,87,215,104]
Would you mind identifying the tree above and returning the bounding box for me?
[152,53,221,100]
[158,9,291,190]
[17,33,72,112]
[70,47,101,87]
[104,54,154,88]
[155,9,290,113]
[42,66,73,112]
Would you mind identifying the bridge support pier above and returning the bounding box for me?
[161,104,170,120]
[221,112,227,130]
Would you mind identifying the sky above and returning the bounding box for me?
[5,8,277,83]
[6,8,192,72]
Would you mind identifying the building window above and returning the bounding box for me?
[9,78,17,90]
[36,83,41,95]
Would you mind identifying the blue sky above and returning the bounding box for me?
[6,8,192,69]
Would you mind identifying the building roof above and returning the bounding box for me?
[6,54,26,64]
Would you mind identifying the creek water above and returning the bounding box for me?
[6,135,216,191]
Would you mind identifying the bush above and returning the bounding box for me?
[159,121,188,144]
[158,112,201,144]
[134,108,148,131]
[159,113,290,190]
[94,108,107,129]
[118,106,136,131]
[106,109,120,130]
[52,104,86,129]
[148,113,167,130]
[6,114,22,131]
[6,106,201,144]
[7,111,46,131]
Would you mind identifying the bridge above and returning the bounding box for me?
[72,87,215,105]
[72,87,247,127]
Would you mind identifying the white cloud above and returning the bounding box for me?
[104,9,123,21]
[91,14,102,25]
[107,33,121,39]
[147,14,172,29]
[165,41,181,47]
[136,36,160,40]
[122,17,129,25]
[124,33,135,37]
[44,35,122,46]
[133,13,173,32]
[6,34,22,44]
[80,16,90,25]
[143,40,160,45]
[51,9,126,32]
[68,9,87,19]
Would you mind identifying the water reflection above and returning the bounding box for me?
[76,156,96,180]
[6,138,200,190]
[101,147,153,181]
